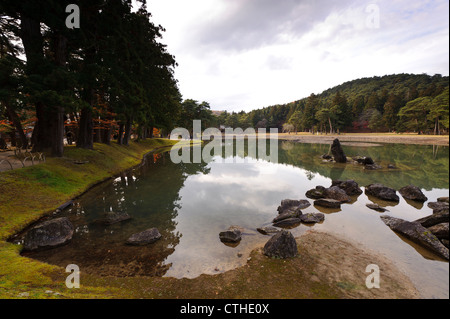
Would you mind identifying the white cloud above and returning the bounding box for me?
[146,0,449,112]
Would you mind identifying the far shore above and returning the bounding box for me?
[257,132,449,146]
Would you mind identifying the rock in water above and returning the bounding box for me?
[219,227,242,243]
[323,186,351,203]
[257,226,281,235]
[428,223,449,240]
[415,211,449,228]
[331,180,363,196]
[428,201,449,214]
[314,198,341,208]
[126,228,162,245]
[331,139,347,163]
[399,185,428,202]
[305,186,326,199]
[277,199,310,214]
[380,215,449,260]
[263,230,298,258]
[23,217,74,251]
[365,183,399,202]
[362,157,374,165]
[300,212,325,224]
[273,217,302,228]
[273,211,302,223]
[366,203,388,212]
[95,211,131,225]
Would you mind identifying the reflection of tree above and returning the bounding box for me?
[275,141,448,190]
[26,151,211,277]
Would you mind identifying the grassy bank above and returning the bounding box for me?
[0,138,179,298]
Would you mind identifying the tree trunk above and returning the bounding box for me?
[77,107,94,149]
[19,14,50,153]
[51,106,65,157]
[50,33,68,157]
[123,117,133,146]
[32,102,52,152]
[102,124,111,145]
[5,102,28,149]
[117,123,124,145]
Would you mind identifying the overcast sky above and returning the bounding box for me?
[142,0,449,112]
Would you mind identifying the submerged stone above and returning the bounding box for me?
[366,203,388,212]
[95,211,131,225]
[126,228,161,245]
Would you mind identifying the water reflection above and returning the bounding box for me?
[23,152,210,277]
[22,140,449,298]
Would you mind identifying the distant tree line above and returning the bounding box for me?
[215,74,449,135]
[0,0,182,156]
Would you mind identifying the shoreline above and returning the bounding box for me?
[0,138,428,299]
[79,230,420,299]
[276,133,449,146]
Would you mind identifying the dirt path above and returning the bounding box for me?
[276,133,449,146]
[0,151,25,172]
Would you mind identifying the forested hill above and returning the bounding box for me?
[216,73,449,134]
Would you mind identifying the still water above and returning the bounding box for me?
[24,140,449,298]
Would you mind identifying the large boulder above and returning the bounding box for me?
[365,183,399,202]
[331,180,363,196]
[323,186,351,203]
[331,139,347,163]
[263,230,298,258]
[23,217,74,251]
[399,185,428,202]
[415,211,449,228]
[380,215,449,260]
[126,228,161,245]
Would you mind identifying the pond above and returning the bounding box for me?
[22,140,449,298]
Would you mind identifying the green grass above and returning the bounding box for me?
[0,138,179,298]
